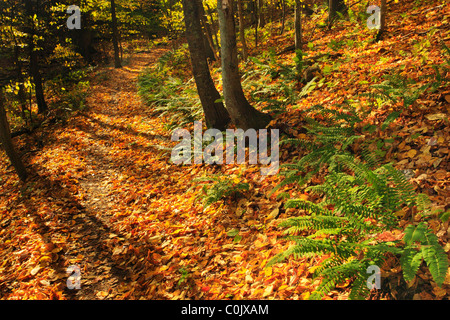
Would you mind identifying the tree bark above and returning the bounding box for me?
[217,0,271,130]
[280,0,286,35]
[0,89,27,181]
[258,0,265,29]
[198,2,219,61]
[205,3,220,51]
[294,0,302,50]
[111,0,122,68]
[182,0,230,130]
[25,0,47,114]
[328,0,347,25]
[253,0,259,48]
[376,0,387,41]
[237,0,248,61]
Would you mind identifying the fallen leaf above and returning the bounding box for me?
[444,95,450,103]
[263,284,273,297]
[425,113,446,121]
[30,266,41,276]
[264,266,273,277]
[407,149,417,158]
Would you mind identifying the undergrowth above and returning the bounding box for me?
[268,104,448,300]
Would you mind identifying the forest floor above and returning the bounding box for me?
[1,1,450,300]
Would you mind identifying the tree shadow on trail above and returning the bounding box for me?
[79,112,170,143]
[7,162,160,299]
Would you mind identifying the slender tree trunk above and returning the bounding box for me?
[328,0,347,26]
[376,0,387,41]
[258,0,265,29]
[12,42,28,123]
[205,3,220,51]
[217,0,271,130]
[182,0,230,130]
[237,0,248,61]
[198,2,219,61]
[280,0,286,35]
[0,89,27,181]
[111,0,122,68]
[294,0,302,50]
[25,0,47,115]
[254,0,259,48]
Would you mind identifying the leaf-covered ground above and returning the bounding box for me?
[0,0,449,300]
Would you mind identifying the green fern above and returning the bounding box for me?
[194,175,249,208]
[401,222,448,287]
[269,103,447,299]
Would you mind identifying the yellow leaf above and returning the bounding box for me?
[300,291,310,300]
[407,149,417,158]
[264,266,273,277]
[263,284,274,297]
[425,113,446,121]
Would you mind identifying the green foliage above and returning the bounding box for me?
[194,175,249,209]
[137,68,202,130]
[272,104,363,194]
[178,267,190,286]
[47,69,91,113]
[269,103,447,299]
[401,222,448,287]
[242,51,299,114]
[370,73,431,109]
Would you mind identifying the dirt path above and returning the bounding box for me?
[56,49,172,299]
[0,49,176,299]
[1,47,308,300]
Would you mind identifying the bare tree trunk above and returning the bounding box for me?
[198,2,219,61]
[183,0,230,130]
[13,42,28,123]
[217,0,271,130]
[280,0,286,35]
[294,0,302,50]
[205,3,220,51]
[328,0,347,26]
[25,0,47,115]
[376,0,387,41]
[258,0,265,29]
[237,0,248,61]
[254,0,259,48]
[111,0,122,68]
[0,89,27,181]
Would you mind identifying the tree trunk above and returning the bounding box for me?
[198,2,219,61]
[13,42,28,123]
[253,0,259,48]
[217,0,271,130]
[237,0,248,61]
[25,0,47,115]
[205,3,220,51]
[294,0,302,50]
[376,0,387,41]
[280,0,286,35]
[111,0,122,68]
[183,0,230,130]
[258,0,265,29]
[328,0,347,25]
[0,89,27,181]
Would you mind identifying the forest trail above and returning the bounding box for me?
[59,49,172,299]
[1,48,180,299]
[1,47,299,300]
[6,48,175,299]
